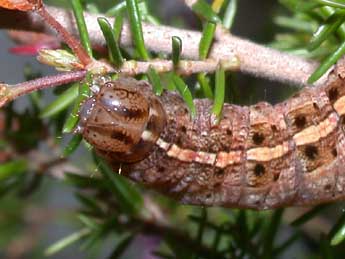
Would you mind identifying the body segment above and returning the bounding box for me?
[80,64,345,209]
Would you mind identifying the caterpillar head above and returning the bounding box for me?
[78,78,166,163]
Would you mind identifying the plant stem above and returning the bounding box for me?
[1,70,87,108]
[0,6,320,87]
[36,6,92,66]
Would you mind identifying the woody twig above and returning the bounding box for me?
[0,6,321,87]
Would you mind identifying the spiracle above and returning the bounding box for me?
[79,77,166,163]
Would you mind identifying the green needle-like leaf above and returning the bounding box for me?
[62,100,83,133]
[309,11,345,51]
[71,0,93,57]
[40,84,79,118]
[65,173,106,189]
[78,214,99,230]
[147,66,163,95]
[291,204,329,226]
[261,209,284,259]
[75,193,105,216]
[317,0,345,9]
[319,6,345,39]
[172,74,196,117]
[106,0,145,17]
[331,222,345,245]
[308,40,345,83]
[108,234,135,259]
[212,224,223,252]
[95,155,143,215]
[212,66,225,119]
[62,134,83,157]
[192,0,221,23]
[45,228,91,256]
[199,22,216,60]
[223,0,238,29]
[126,0,150,60]
[329,212,345,245]
[195,209,207,245]
[114,13,124,42]
[106,1,127,16]
[98,17,124,67]
[197,73,213,99]
[320,235,333,259]
[0,160,27,181]
[286,1,321,12]
[274,16,315,33]
[308,6,345,84]
[63,79,90,133]
[172,36,182,67]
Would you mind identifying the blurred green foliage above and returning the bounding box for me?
[4,0,345,258]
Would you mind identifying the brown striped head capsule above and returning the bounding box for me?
[79,78,166,163]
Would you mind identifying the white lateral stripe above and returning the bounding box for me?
[195,151,216,165]
[246,141,290,162]
[334,95,345,116]
[293,113,338,146]
[156,138,170,150]
[215,151,242,168]
[141,130,154,141]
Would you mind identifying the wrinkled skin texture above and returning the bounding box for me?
[81,60,345,209]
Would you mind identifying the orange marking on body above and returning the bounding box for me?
[141,130,154,141]
[163,142,217,165]
[334,95,345,116]
[293,113,338,146]
[246,141,290,162]
[195,151,216,165]
[156,138,170,151]
[167,144,216,165]
[215,151,242,168]
[177,149,197,162]
[167,144,181,157]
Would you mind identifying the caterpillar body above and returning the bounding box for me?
[78,62,345,210]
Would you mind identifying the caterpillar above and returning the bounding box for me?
[77,60,345,210]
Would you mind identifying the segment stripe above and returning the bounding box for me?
[293,112,338,146]
[246,141,290,162]
[156,112,338,168]
[156,138,171,151]
[155,92,343,170]
[215,151,242,168]
[333,95,345,116]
